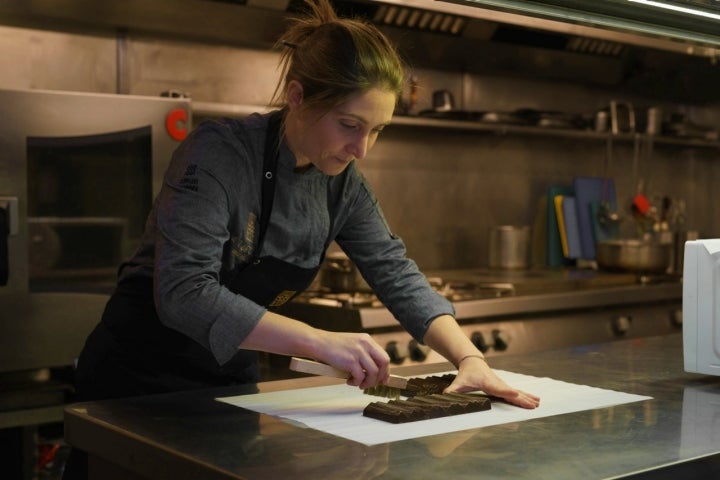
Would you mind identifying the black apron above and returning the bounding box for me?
[74,110,323,401]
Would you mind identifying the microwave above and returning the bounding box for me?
[683,238,720,376]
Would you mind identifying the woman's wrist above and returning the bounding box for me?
[455,353,486,369]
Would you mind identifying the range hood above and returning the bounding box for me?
[1,0,718,100]
[334,0,720,100]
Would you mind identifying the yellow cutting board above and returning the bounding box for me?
[554,195,569,257]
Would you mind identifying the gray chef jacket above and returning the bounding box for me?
[118,110,455,366]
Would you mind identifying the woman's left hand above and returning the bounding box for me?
[444,356,540,409]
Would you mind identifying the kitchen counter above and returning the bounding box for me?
[64,334,720,479]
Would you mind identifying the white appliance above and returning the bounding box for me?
[683,238,720,376]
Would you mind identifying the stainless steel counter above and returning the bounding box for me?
[64,334,720,479]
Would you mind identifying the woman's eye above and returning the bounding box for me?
[340,121,359,130]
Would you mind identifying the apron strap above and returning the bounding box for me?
[255,110,283,258]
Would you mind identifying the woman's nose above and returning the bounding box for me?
[348,134,369,160]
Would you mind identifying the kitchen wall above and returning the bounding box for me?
[2,25,718,270]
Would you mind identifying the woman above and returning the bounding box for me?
[69,0,539,465]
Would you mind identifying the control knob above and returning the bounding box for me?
[408,339,432,362]
[386,340,408,365]
[611,315,632,336]
[492,329,510,351]
[470,331,490,353]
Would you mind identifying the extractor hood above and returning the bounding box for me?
[1,0,718,100]
[329,0,720,100]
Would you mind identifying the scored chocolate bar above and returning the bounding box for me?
[401,374,456,397]
[363,392,491,424]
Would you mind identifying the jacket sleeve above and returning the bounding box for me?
[152,121,266,366]
[333,166,454,343]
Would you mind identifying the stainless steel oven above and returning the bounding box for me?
[0,88,190,374]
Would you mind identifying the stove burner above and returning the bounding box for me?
[306,292,381,308]
[428,277,515,301]
[301,277,517,308]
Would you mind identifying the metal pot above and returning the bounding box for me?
[319,253,370,292]
[488,225,531,270]
[596,239,672,273]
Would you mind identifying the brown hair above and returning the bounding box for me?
[271,0,405,112]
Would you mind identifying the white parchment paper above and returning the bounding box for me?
[217,370,651,445]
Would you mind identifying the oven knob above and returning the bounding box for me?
[492,329,510,351]
[470,331,490,353]
[386,340,408,364]
[408,340,431,362]
[611,315,632,336]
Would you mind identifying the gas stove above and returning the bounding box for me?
[272,268,683,374]
[297,275,515,309]
[289,268,675,316]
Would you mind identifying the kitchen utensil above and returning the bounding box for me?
[573,176,618,260]
[610,100,635,135]
[645,107,662,136]
[289,357,408,398]
[594,109,609,132]
[432,90,454,112]
[596,239,672,273]
[591,201,621,244]
[599,127,622,231]
[488,225,531,269]
[480,111,531,125]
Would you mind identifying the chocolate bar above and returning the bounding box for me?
[363,392,491,424]
[401,374,456,397]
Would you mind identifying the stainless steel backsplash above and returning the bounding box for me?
[1,26,718,270]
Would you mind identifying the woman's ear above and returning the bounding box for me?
[287,80,304,109]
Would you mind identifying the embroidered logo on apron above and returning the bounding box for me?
[269,290,297,307]
[231,213,257,263]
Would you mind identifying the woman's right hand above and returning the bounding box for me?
[239,312,391,390]
[312,331,391,390]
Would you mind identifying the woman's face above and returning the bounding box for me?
[286,84,396,176]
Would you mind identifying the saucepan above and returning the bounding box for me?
[596,239,672,273]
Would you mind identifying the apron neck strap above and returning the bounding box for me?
[255,110,284,257]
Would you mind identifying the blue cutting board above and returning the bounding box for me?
[546,185,574,267]
[561,196,583,259]
[573,177,617,260]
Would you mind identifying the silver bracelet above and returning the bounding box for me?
[456,354,485,368]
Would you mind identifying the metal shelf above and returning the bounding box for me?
[191,101,720,149]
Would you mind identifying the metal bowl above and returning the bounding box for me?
[596,239,672,273]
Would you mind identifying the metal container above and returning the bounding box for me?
[319,252,370,292]
[489,225,531,270]
[596,239,672,273]
[432,90,454,112]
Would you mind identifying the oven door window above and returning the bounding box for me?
[27,126,152,293]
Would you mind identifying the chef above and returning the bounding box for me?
[63,1,539,478]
